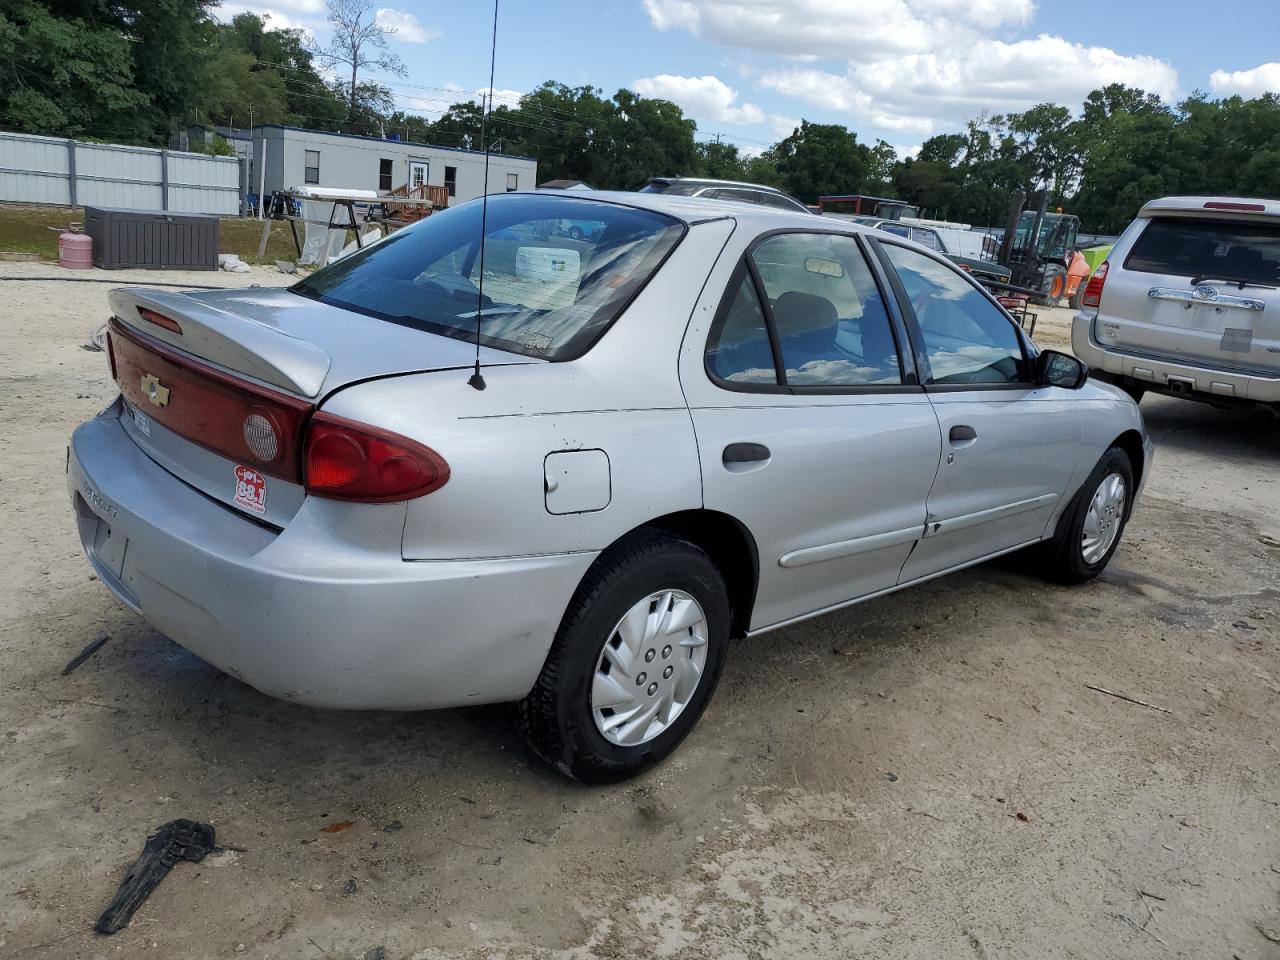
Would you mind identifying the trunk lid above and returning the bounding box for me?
[107,286,534,526]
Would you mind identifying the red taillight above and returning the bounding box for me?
[304,413,449,503]
[108,318,312,481]
[137,307,182,334]
[1081,261,1109,309]
[1204,201,1266,212]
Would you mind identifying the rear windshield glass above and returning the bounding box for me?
[291,194,685,360]
[1125,216,1280,285]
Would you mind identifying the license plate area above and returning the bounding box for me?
[91,518,128,579]
[74,490,128,580]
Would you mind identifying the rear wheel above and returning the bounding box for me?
[1037,446,1134,584]
[1068,283,1084,310]
[516,531,730,782]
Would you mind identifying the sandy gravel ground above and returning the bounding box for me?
[1,267,1278,960]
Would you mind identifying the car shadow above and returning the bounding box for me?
[1139,392,1278,461]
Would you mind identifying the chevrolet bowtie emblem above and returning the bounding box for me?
[140,373,170,408]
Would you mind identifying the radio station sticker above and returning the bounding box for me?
[233,465,267,514]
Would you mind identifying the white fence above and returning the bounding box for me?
[0,131,242,215]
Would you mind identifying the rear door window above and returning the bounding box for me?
[1125,217,1280,285]
[725,233,904,387]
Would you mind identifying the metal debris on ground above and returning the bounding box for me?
[1085,684,1172,714]
[84,323,107,353]
[61,633,109,675]
[94,819,216,934]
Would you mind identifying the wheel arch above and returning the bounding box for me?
[600,509,760,639]
[1111,429,1146,512]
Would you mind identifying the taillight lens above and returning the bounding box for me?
[108,318,312,481]
[304,413,449,503]
[1081,261,1109,309]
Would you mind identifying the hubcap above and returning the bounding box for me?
[1081,472,1127,564]
[590,589,709,747]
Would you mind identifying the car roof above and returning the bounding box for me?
[510,188,846,230]
[1140,196,1280,218]
[646,176,791,193]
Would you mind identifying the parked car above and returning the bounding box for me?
[69,192,1150,782]
[856,219,1012,285]
[640,176,811,214]
[1072,196,1279,410]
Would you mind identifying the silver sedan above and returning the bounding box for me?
[68,191,1151,781]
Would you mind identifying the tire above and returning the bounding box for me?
[1037,446,1135,584]
[1068,284,1084,311]
[1036,265,1067,307]
[516,531,731,782]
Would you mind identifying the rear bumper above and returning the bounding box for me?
[1072,313,1280,405]
[68,407,594,710]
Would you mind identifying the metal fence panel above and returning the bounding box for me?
[0,131,240,215]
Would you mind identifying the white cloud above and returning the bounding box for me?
[1209,62,1280,97]
[646,0,1178,135]
[759,33,1177,135]
[440,83,525,108]
[214,4,320,39]
[375,8,439,43]
[769,114,800,138]
[633,74,765,124]
[644,0,1032,62]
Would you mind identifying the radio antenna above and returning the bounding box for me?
[468,0,500,391]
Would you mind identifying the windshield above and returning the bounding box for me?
[291,194,685,360]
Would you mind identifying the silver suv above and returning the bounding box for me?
[1072,196,1279,410]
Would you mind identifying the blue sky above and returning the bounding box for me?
[218,0,1280,156]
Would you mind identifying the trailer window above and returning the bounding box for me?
[1125,216,1280,285]
[304,150,320,185]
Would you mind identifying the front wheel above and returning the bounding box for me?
[516,531,730,782]
[1037,446,1134,584]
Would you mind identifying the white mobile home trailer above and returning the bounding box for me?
[249,125,536,204]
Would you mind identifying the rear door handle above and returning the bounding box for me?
[723,442,771,465]
[949,425,977,444]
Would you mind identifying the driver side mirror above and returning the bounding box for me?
[1036,349,1089,389]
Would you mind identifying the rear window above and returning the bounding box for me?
[291,194,684,360]
[1125,216,1280,285]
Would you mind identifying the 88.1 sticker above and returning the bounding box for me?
[233,465,267,514]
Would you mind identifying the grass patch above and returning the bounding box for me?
[0,204,302,264]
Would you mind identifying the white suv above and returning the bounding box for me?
[1072,196,1279,410]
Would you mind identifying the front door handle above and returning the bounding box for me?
[949,425,977,444]
[723,442,771,465]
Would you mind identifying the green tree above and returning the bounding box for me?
[0,1,150,138]
[771,120,869,203]
[695,140,747,180]
[225,13,345,128]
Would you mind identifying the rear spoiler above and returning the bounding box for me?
[107,288,331,397]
